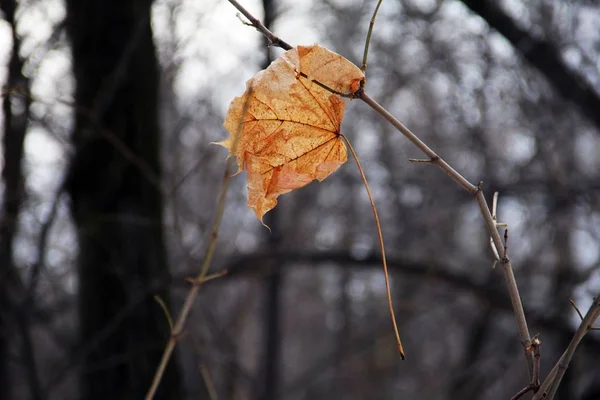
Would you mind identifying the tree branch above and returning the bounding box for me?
[226,0,534,379]
[459,0,600,129]
[533,296,600,400]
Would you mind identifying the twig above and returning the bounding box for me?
[511,386,533,400]
[361,0,384,73]
[229,0,292,50]
[358,90,476,193]
[186,269,228,286]
[408,158,435,163]
[145,88,253,399]
[154,295,174,333]
[490,192,506,267]
[569,299,584,321]
[200,365,218,400]
[534,296,600,400]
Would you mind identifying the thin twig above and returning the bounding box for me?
[200,365,218,400]
[569,299,584,321]
[492,191,499,220]
[510,386,533,400]
[361,0,384,73]
[154,295,174,333]
[535,296,600,400]
[342,134,405,359]
[357,90,476,193]
[228,0,360,99]
[408,158,434,163]
[145,88,253,400]
[229,0,292,50]
[186,269,228,286]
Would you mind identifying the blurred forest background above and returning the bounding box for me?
[0,0,599,399]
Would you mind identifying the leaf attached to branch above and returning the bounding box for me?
[218,44,365,222]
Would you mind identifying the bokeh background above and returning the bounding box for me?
[0,0,599,399]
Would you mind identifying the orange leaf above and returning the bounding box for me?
[218,44,365,222]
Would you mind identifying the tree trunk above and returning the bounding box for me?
[0,0,36,398]
[65,1,180,399]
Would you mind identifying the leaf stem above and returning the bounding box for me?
[341,134,405,359]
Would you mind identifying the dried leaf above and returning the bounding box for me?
[218,44,365,222]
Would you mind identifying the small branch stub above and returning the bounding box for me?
[186,269,228,286]
[408,157,437,164]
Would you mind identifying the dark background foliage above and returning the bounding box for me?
[0,0,599,399]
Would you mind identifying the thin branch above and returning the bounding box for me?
[492,191,499,220]
[408,157,435,163]
[510,386,533,400]
[226,0,534,378]
[359,90,534,375]
[357,90,476,193]
[199,365,218,400]
[569,299,584,321]
[361,0,384,73]
[535,296,600,400]
[153,296,174,333]
[186,269,228,286]
[229,0,292,50]
[145,87,253,399]
[228,0,358,100]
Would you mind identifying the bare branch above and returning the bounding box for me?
[534,296,600,400]
[145,87,254,399]
[359,90,535,377]
[228,0,292,50]
[225,0,537,383]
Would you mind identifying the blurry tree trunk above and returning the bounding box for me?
[65,1,180,399]
[460,0,600,129]
[0,0,38,398]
